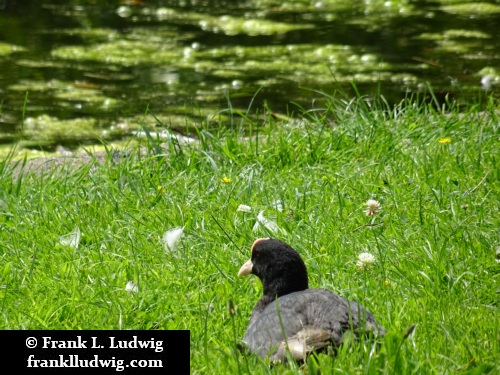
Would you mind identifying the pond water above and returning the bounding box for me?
[0,0,499,154]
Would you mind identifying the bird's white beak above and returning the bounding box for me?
[238,259,253,277]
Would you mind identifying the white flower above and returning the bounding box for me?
[481,74,493,90]
[125,281,138,293]
[58,227,81,249]
[364,199,381,216]
[356,252,376,270]
[163,227,184,252]
[253,211,281,235]
[237,204,252,213]
[272,199,283,212]
[495,247,500,263]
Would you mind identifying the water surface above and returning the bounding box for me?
[0,0,499,153]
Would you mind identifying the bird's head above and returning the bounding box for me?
[238,238,309,298]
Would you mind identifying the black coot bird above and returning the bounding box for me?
[238,238,386,362]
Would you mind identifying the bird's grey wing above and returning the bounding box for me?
[242,291,313,358]
[302,289,386,341]
[243,289,385,360]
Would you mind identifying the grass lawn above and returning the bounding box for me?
[0,94,499,374]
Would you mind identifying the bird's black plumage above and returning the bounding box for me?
[238,238,386,361]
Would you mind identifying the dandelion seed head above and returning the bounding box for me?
[163,227,184,252]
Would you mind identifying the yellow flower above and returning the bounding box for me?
[221,177,231,183]
[384,280,390,286]
[157,185,165,194]
[438,137,451,143]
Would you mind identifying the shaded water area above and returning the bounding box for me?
[0,0,499,154]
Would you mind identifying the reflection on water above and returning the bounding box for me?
[0,0,499,152]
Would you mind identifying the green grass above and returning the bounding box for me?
[0,93,499,374]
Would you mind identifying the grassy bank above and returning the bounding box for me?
[0,94,499,374]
